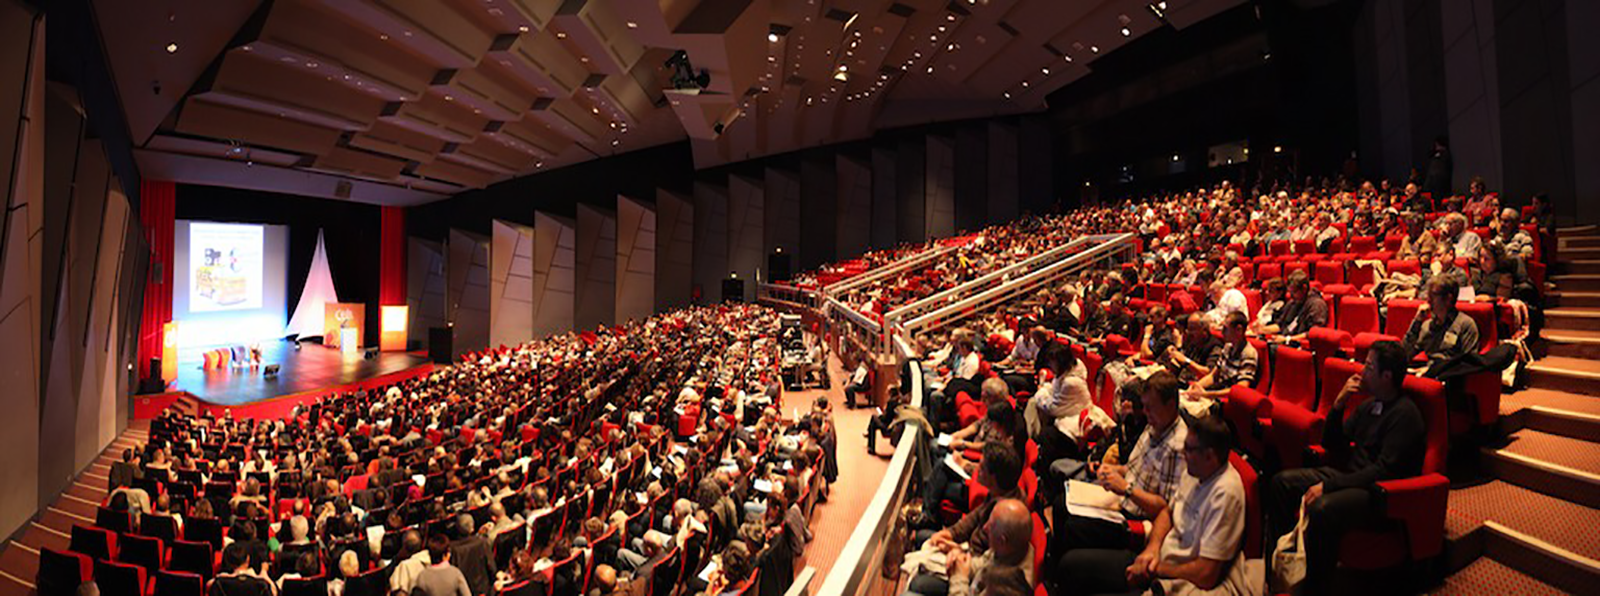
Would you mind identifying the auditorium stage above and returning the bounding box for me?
[171,340,430,406]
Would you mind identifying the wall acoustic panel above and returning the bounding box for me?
[447,229,491,357]
[406,237,448,349]
[836,154,872,260]
[798,157,837,273]
[925,135,956,240]
[763,167,801,255]
[1440,0,1503,192]
[531,211,576,337]
[693,180,730,304]
[0,4,43,542]
[655,189,694,312]
[727,175,764,302]
[870,147,897,250]
[575,204,617,330]
[615,195,655,324]
[953,125,988,233]
[896,137,926,243]
[987,121,1020,225]
[490,220,535,347]
[1572,0,1600,224]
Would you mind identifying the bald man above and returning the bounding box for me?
[943,498,1034,596]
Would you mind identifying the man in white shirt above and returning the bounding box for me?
[1058,415,1255,596]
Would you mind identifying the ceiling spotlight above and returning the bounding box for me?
[768,32,779,42]
[1003,92,1011,99]
[626,21,637,29]
[1020,80,1028,87]
[1041,67,1049,75]
[837,64,848,71]
[946,14,956,21]
[1158,1,1167,9]
[1090,45,1099,53]
[834,70,849,81]
[927,66,934,73]
[1065,55,1073,62]
[1273,145,1283,153]
[166,42,179,53]
[1171,154,1180,162]
[1121,27,1131,36]
[518,26,529,33]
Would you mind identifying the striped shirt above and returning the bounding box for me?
[1121,416,1188,519]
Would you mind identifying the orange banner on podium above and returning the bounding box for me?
[324,303,364,349]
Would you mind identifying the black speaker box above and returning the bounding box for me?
[429,327,454,363]
[768,252,792,282]
[722,278,746,303]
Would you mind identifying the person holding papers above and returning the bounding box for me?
[906,443,1025,596]
[1048,371,1188,588]
[1057,415,1252,596]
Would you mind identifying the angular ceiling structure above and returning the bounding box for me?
[97,0,1242,205]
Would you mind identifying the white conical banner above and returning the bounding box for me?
[284,230,340,339]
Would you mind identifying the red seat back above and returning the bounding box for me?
[153,570,206,596]
[1270,239,1290,256]
[94,558,149,596]
[1456,302,1496,352]
[1386,259,1421,277]
[1347,261,1377,287]
[1349,236,1377,254]
[1293,239,1317,256]
[1337,297,1381,336]
[70,525,117,561]
[1283,261,1309,280]
[1314,260,1344,286]
[1383,234,1405,252]
[1270,347,1317,412]
[1242,289,1262,321]
[1403,376,1449,474]
[1230,453,1262,559]
[1384,300,1424,338]
[38,548,94,595]
[1317,358,1366,418]
[1306,327,1352,373]
[1248,338,1271,392]
[1255,262,1282,283]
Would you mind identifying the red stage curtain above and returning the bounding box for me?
[379,206,406,305]
[137,180,176,380]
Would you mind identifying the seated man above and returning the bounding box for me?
[1161,315,1222,386]
[1402,277,1480,377]
[1059,415,1252,596]
[1048,371,1188,581]
[1265,340,1426,596]
[908,443,1025,596]
[1183,312,1258,403]
[1490,207,1535,261]
[844,354,872,409]
[1274,271,1328,344]
[997,323,1047,396]
[940,499,1035,596]
[1247,278,1286,337]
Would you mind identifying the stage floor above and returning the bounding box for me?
[172,340,429,405]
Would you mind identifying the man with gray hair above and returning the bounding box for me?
[940,498,1034,596]
[451,514,495,596]
[1492,207,1534,260]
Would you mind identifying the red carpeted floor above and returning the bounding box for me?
[1499,429,1600,476]
[781,355,891,578]
[1431,557,1565,596]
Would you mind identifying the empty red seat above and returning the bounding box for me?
[70,525,117,561]
[117,534,164,575]
[94,558,149,596]
[1384,300,1424,338]
[1307,327,1353,371]
[1386,259,1421,277]
[1293,239,1317,256]
[38,548,94,595]
[1457,302,1497,352]
[1266,399,1325,470]
[1249,338,1272,393]
[1256,262,1282,283]
[1270,347,1318,412]
[1337,296,1381,336]
[1347,261,1377,287]
[1314,260,1344,286]
[1225,385,1274,461]
[1383,234,1405,252]
[1270,239,1291,256]
[152,570,205,596]
[167,540,215,581]
[1349,236,1377,254]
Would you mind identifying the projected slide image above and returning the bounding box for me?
[190,222,264,311]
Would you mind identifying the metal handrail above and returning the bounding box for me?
[756,281,821,310]
[824,242,963,298]
[815,356,924,596]
[899,233,1138,338]
[883,236,1096,323]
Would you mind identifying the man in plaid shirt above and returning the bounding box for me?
[1048,370,1189,588]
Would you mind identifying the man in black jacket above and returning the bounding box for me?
[1265,340,1426,595]
[450,514,496,596]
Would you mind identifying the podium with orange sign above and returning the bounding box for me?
[324,303,365,349]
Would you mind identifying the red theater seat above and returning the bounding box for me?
[1284,261,1309,280]
[1349,236,1377,255]
[1293,239,1317,256]
[1256,262,1282,283]
[1314,260,1344,286]
[1384,300,1424,338]
[1457,302,1497,352]
[38,548,94,595]
[1336,376,1449,571]
[1384,234,1405,252]
[1307,327,1353,370]
[1270,239,1291,256]
[1337,296,1381,336]
[1271,347,1318,412]
[1225,385,1273,461]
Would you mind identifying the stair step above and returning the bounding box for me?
[18,525,67,554]
[1547,291,1600,309]
[1550,274,1600,293]
[1561,235,1600,249]
[1545,307,1600,331]
[1485,429,1600,508]
[1527,356,1600,395]
[1447,480,1600,591]
[51,498,96,520]
[1432,556,1566,596]
[1557,224,1598,235]
[1558,260,1600,275]
[0,547,35,593]
[1555,247,1600,263]
[1539,329,1600,359]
